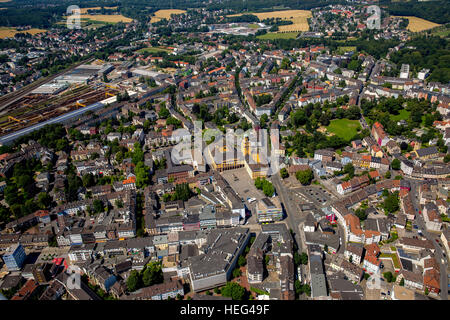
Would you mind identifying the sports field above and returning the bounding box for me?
[229,10,311,32]
[394,16,441,32]
[326,119,361,140]
[150,9,186,23]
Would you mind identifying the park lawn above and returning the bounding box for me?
[382,109,426,126]
[337,46,356,55]
[257,32,298,40]
[390,109,410,122]
[326,119,361,140]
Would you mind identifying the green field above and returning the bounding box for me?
[248,23,259,29]
[390,109,410,122]
[432,28,450,37]
[392,109,427,126]
[137,47,171,54]
[336,46,356,55]
[326,119,361,140]
[257,32,299,40]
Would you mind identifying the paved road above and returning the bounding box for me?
[272,173,303,250]
[407,178,448,300]
[272,173,311,300]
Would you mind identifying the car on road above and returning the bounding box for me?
[413,225,418,230]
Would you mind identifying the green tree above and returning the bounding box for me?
[135,162,150,189]
[82,174,96,188]
[296,169,314,185]
[37,192,52,209]
[260,114,269,129]
[355,208,368,221]
[142,261,163,287]
[294,252,301,266]
[391,159,401,170]
[221,282,246,300]
[254,178,275,197]
[444,154,450,163]
[115,199,123,208]
[385,171,391,179]
[344,163,355,178]
[300,252,308,265]
[383,271,396,283]
[302,284,311,296]
[238,255,246,267]
[383,192,400,214]
[158,106,170,119]
[92,199,105,214]
[280,167,289,179]
[126,270,141,292]
[295,280,302,295]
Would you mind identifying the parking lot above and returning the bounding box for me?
[221,167,266,203]
[221,168,266,225]
[292,185,334,206]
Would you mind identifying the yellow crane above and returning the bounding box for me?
[8,116,26,123]
[105,92,115,97]
[76,100,86,107]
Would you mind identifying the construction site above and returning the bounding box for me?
[0,84,120,135]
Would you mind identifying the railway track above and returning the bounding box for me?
[0,58,94,112]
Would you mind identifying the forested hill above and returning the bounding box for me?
[0,0,448,28]
[380,0,450,25]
